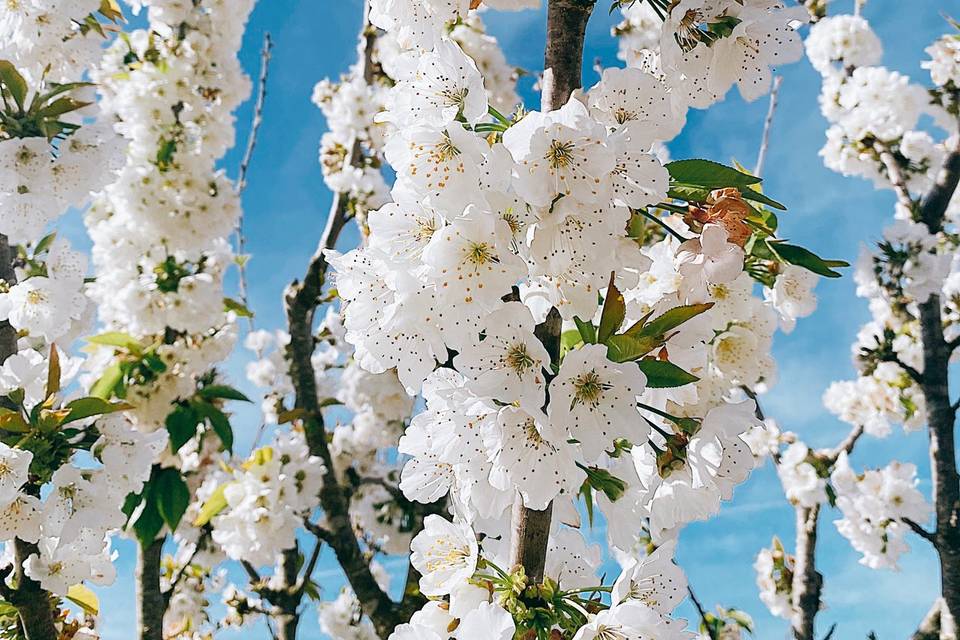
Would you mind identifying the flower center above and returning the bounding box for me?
[546,139,576,169]
[425,536,470,573]
[593,625,628,640]
[573,370,609,407]
[505,343,535,375]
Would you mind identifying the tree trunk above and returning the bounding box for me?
[0,234,18,371]
[11,538,58,640]
[2,238,56,640]
[509,0,595,581]
[917,147,960,630]
[137,538,165,640]
[790,504,822,640]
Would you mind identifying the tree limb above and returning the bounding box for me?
[904,518,938,546]
[790,504,823,640]
[510,0,596,583]
[754,75,783,178]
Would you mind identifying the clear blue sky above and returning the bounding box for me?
[73,1,951,638]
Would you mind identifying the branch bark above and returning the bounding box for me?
[279,4,403,637]
[0,238,57,640]
[790,504,823,640]
[509,0,595,583]
[915,142,960,627]
[137,538,165,640]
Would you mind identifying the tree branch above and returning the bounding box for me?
[915,137,960,625]
[281,5,402,637]
[877,146,915,208]
[904,518,938,546]
[510,0,596,584]
[790,504,823,640]
[0,239,58,640]
[233,32,274,332]
[825,424,865,464]
[687,584,718,640]
[754,75,783,178]
[136,537,165,640]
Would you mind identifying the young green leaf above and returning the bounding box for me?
[573,316,597,345]
[666,159,762,188]
[605,334,663,363]
[155,467,190,531]
[597,274,625,344]
[194,483,230,526]
[62,397,132,425]
[89,362,124,400]
[771,242,849,278]
[0,60,28,111]
[197,384,251,402]
[166,404,200,453]
[627,303,714,338]
[636,359,699,388]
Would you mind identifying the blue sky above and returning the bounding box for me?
[75,1,953,638]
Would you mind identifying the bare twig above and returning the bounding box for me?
[877,146,915,209]
[903,518,938,546]
[754,75,783,178]
[233,32,274,332]
[687,585,718,640]
[825,424,865,464]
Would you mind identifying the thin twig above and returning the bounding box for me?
[162,532,209,605]
[688,584,718,640]
[903,518,938,546]
[877,146,915,208]
[640,207,690,242]
[295,538,325,596]
[233,32,274,332]
[754,75,783,178]
[825,423,865,463]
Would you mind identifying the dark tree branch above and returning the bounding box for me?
[914,139,960,625]
[510,0,596,584]
[904,518,938,546]
[687,584,718,640]
[280,5,402,637]
[825,424,865,464]
[790,504,823,640]
[0,239,58,640]
[136,537,165,640]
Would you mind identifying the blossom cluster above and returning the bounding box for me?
[831,453,930,569]
[0,0,176,624]
[321,0,822,637]
[86,0,254,428]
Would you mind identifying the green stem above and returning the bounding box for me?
[641,207,690,242]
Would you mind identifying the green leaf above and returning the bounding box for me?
[154,467,190,531]
[36,96,91,119]
[194,483,229,526]
[580,481,595,527]
[45,344,61,399]
[560,329,583,357]
[130,483,164,547]
[89,362,123,400]
[606,334,663,363]
[666,159,762,189]
[33,232,57,256]
[87,331,142,352]
[636,359,699,388]
[627,303,715,338]
[573,317,597,345]
[193,401,233,452]
[771,242,849,278]
[0,410,29,433]
[165,404,200,453]
[597,276,625,344]
[223,297,254,318]
[197,384,251,403]
[65,584,100,616]
[579,464,627,502]
[740,188,786,211]
[666,183,711,204]
[62,397,131,425]
[0,60,28,111]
